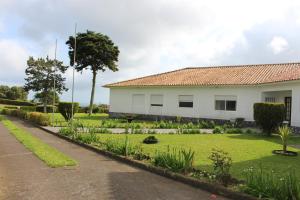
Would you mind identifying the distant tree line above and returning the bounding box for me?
[0,85,28,100]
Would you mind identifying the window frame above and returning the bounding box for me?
[178,95,194,108]
[214,95,237,111]
[150,94,164,107]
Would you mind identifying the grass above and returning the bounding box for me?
[97,133,300,179]
[1,117,77,167]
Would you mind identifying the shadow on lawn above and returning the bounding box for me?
[227,133,300,146]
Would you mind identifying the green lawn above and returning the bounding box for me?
[1,117,77,167]
[97,133,300,179]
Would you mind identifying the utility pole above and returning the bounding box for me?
[71,23,77,128]
[52,39,57,127]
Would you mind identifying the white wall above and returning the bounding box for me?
[108,81,300,126]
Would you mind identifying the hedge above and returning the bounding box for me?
[0,98,35,106]
[1,108,50,126]
[253,103,285,135]
[36,105,57,113]
[58,102,79,121]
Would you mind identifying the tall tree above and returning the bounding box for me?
[0,85,28,100]
[66,30,119,115]
[24,56,68,113]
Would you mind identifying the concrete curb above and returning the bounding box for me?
[38,125,257,200]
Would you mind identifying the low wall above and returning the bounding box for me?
[109,112,256,127]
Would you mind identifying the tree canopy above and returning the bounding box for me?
[0,85,28,100]
[66,30,119,115]
[24,56,68,112]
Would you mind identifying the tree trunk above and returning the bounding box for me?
[89,71,97,116]
[43,101,47,113]
[283,144,287,153]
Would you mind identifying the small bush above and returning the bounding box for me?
[153,147,195,174]
[242,166,300,200]
[104,135,138,157]
[182,129,202,134]
[225,128,243,134]
[143,136,158,144]
[36,105,57,113]
[234,118,245,128]
[209,148,232,186]
[27,112,50,126]
[278,125,292,153]
[213,126,223,134]
[0,98,35,106]
[253,103,285,135]
[58,102,79,121]
[199,120,216,129]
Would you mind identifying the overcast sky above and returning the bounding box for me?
[1,0,300,105]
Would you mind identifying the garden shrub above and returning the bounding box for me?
[253,103,285,135]
[20,106,36,112]
[209,148,232,186]
[104,135,139,157]
[242,166,300,200]
[199,120,216,129]
[4,105,19,109]
[0,98,35,106]
[153,147,195,174]
[36,105,57,113]
[182,129,202,134]
[27,112,50,126]
[234,118,245,128]
[58,102,79,121]
[225,128,243,134]
[143,136,158,144]
[213,126,223,134]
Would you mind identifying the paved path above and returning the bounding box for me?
[0,117,229,200]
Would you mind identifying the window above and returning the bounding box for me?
[150,95,163,107]
[215,95,237,111]
[179,95,193,108]
[265,97,276,103]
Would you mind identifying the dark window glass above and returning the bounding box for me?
[179,101,193,108]
[215,100,225,110]
[151,104,163,107]
[226,101,236,111]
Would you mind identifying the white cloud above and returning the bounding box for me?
[269,36,289,54]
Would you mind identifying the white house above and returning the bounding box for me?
[104,63,300,128]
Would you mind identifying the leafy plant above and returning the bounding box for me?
[242,166,300,200]
[153,147,195,174]
[253,103,285,135]
[143,136,158,144]
[58,102,79,121]
[213,126,223,134]
[278,125,292,153]
[208,148,232,186]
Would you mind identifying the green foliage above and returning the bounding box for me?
[253,103,285,135]
[34,91,60,105]
[213,126,224,134]
[0,85,28,100]
[27,112,50,126]
[66,30,119,115]
[278,126,292,153]
[0,98,35,106]
[234,118,245,128]
[103,135,139,157]
[225,128,243,134]
[24,56,68,112]
[1,118,76,167]
[58,102,79,121]
[153,147,195,174]
[242,166,300,200]
[199,120,216,129]
[20,106,36,112]
[143,136,158,144]
[36,105,57,113]
[209,148,232,185]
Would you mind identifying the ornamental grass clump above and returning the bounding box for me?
[278,125,292,153]
[153,147,195,174]
[242,166,300,200]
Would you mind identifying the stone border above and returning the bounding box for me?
[38,125,257,200]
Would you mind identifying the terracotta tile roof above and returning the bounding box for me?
[104,63,300,87]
